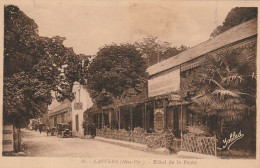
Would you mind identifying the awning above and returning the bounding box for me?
[48,108,69,116]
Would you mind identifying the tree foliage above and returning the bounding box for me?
[182,47,257,152]
[4,5,88,126]
[181,48,256,121]
[135,36,189,66]
[87,44,148,107]
[210,7,257,37]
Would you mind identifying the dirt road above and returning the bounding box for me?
[22,129,180,158]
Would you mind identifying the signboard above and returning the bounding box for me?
[2,125,14,152]
[154,108,164,133]
[74,102,83,110]
[148,68,180,97]
[168,94,181,101]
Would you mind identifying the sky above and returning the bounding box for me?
[8,0,238,56]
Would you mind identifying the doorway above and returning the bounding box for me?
[173,106,180,137]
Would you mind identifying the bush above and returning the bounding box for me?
[132,127,146,144]
[186,125,210,136]
[145,134,166,148]
[82,120,95,136]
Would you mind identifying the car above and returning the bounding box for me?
[46,127,56,136]
[56,123,72,138]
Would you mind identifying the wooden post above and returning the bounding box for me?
[119,106,121,129]
[97,113,100,129]
[130,105,133,131]
[117,106,121,140]
[130,104,133,142]
[109,109,112,129]
[165,133,167,148]
[181,133,183,151]
[163,99,167,148]
[153,101,156,132]
[110,109,112,139]
[102,110,104,128]
[122,106,125,130]
[144,103,147,131]
[180,104,183,138]
[163,99,167,132]
[214,135,217,156]
[180,103,184,151]
[142,103,145,129]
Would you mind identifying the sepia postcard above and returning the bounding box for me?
[0,0,259,168]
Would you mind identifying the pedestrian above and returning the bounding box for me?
[46,126,50,136]
[35,124,38,132]
[39,124,43,134]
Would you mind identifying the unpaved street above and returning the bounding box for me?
[22,129,180,158]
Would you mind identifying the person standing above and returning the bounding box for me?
[35,123,38,132]
[39,124,43,134]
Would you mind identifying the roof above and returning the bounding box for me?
[88,92,148,113]
[147,18,257,76]
[48,100,71,116]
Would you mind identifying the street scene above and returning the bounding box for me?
[22,129,183,158]
[2,1,257,163]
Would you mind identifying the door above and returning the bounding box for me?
[173,106,180,137]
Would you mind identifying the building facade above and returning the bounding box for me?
[92,18,257,142]
[71,82,93,137]
[146,18,257,137]
[48,100,72,128]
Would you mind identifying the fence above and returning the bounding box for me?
[96,128,174,149]
[181,134,217,156]
[96,128,217,155]
[96,128,131,141]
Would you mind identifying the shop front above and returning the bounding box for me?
[48,100,72,128]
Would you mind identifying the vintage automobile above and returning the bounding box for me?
[47,127,56,136]
[56,123,72,138]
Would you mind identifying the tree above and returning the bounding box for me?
[180,46,256,150]
[3,5,88,127]
[210,7,257,37]
[188,49,256,152]
[135,36,189,66]
[183,48,256,121]
[4,5,39,77]
[87,43,148,107]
